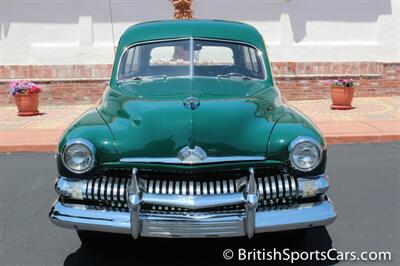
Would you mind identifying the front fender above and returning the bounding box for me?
[267,106,327,176]
[57,108,119,178]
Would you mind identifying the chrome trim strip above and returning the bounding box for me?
[290,176,297,198]
[161,180,167,194]
[257,178,264,200]
[196,181,201,195]
[189,37,194,77]
[209,181,214,194]
[175,181,180,195]
[271,176,277,199]
[189,181,194,196]
[229,180,235,193]
[216,181,221,194]
[120,156,266,165]
[283,175,290,198]
[222,180,227,194]
[181,181,187,195]
[264,176,271,200]
[86,179,93,200]
[154,180,160,194]
[168,181,174,195]
[106,177,113,201]
[93,178,100,201]
[202,182,208,195]
[119,178,124,202]
[277,175,284,198]
[148,180,154,194]
[99,177,106,201]
[113,177,120,202]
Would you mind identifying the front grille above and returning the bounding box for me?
[80,174,299,209]
[144,178,238,195]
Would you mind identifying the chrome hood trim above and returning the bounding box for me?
[119,156,266,165]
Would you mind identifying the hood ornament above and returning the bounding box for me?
[177,146,207,164]
[183,96,200,110]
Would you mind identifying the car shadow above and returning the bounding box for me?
[64,226,338,266]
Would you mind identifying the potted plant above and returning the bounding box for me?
[8,80,42,116]
[330,78,356,110]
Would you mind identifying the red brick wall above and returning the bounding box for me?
[0,62,399,105]
[273,62,400,100]
[0,65,111,105]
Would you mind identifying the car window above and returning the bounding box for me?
[123,45,141,75]
[243,46,259,74]
[118,39,265,81]
[194,46,234,66]
[150,46,190,66]
[119,40,190,80]
[193,40,264,79]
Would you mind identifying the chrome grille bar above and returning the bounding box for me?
[79,174,299,205]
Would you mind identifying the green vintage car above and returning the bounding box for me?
[49,20,336,241]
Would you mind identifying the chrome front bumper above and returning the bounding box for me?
[49,168,337,238]
[50,199,336,238]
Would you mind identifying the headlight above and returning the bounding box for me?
[62,139,95,174]
[289,136,322,172]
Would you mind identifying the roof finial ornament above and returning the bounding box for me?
[170,0,195,19]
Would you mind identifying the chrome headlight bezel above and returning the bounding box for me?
[289,136,323,172]
[61,139,96,174]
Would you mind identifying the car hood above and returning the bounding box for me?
[97,77,284,161]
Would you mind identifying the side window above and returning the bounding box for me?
[243,46,260,74]
[123,46,140,77]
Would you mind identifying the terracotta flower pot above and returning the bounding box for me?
[15,93,40,116]
[330,86,355,110]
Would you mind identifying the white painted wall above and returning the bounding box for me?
[0,0,399,65]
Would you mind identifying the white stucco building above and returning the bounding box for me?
[0,0,399,65]
[0,0,399,104]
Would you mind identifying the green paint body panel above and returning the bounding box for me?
[57,20,326,176]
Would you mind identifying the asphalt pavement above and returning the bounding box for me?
[0,143,399,265]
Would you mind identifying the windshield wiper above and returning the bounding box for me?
[118,75,167,83]
[217,73,253,80]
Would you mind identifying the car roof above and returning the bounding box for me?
[118,19,265,49]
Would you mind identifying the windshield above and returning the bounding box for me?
[118,39,266,81]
